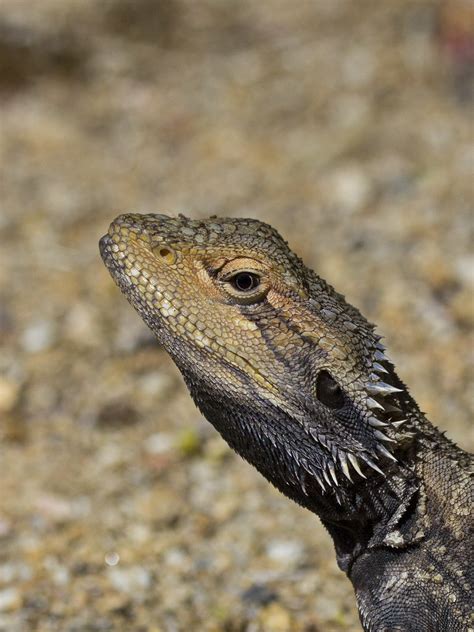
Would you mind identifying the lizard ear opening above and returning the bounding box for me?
[316,371,345,409]
[152,245,176,265]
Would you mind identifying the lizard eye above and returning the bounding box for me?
[230,271,261,292]
[217,259,269,304]
[316,371,345,409]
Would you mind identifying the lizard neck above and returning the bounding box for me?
[186,366,431,574]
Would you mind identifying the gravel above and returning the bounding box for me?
[0,1,472,630]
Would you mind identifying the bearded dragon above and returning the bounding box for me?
[100,213,473,631]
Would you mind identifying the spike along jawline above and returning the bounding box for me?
[368,416,390,428]
[338,451,353,482]
[347,452,366,479]
[359,454,385,476]
[376,444,398,462]
[366,382,403,397]
[366,397,385,411]
[327,461,339,486]
[392,419,408,428]
[372,429,396,444]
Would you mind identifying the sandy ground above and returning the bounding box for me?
[0,1,473,630]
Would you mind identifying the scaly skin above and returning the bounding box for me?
[100,213,473,631]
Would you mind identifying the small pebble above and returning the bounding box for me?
[20,320,55,353]
[266,539,304,565]
[0,378,20,413]
[144,432,174,455]
[0,588,21,612]
[107,566,152,594]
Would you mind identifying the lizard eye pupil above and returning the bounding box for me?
[231,272,260,292]
[316,371,345,409]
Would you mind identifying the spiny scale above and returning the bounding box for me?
[384,403,403,414]
[339,451,353,482]
[315,474,326,492]
[347,453,366,479]
[322,468,332,488]
[366,397,385,411]
[366,381,403,397]
[377,444,397,462]
[373,429,396,444]
[300,475,309,497]
[368,416,390,428]
[360,454,385,476]
[392,419,408,428]
[327,461,339,486]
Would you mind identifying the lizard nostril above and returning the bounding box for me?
[153,246,176,265]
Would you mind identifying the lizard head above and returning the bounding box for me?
[100,213,409,507]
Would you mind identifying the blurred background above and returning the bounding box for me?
[0,1,473,630]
